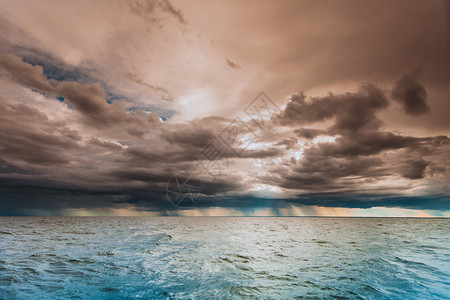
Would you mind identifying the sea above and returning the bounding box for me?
[0,217,449,299]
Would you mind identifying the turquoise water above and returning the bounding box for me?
[0,217,449,299]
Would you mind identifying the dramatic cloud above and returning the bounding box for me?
[392,69,430,115]
[276,85,388,132]
[0,0,448,216]
[399,159,430,179]
[267,83,449,199]
[0,53,54,93]
[0,100,79,165]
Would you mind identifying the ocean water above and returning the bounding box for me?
[0,217,449,299]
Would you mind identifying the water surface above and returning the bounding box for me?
[1,217,449,299]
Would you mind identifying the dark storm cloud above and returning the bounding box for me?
[0,100,80,165]
[111,170,243,198]
[56,82,105,116]
[284,193,450,211]
[399,159,430,179]
[265,155,387,191]
[275,85,388,133]
[110,169,176,184]
[0,159,40,175]
[0,175,171,216]
[0,51,448,214]
[392,69,430,115]
[55,81,162,130]
[240,148,281,159]
[162,123,216,149]
[122,117,283,168]
[275,85,393,158]
[0,52,54,93]
[0,51,241,189]
[270,81,449,191]
[132,192,450,214]
[0,156,448,215]
[0,51,162,133]
[0,167,247,215]
[122,118,223,166]
[317,132,417,157]
[294,128,323,139]
[124,146,182,166]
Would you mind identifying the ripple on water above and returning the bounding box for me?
[230,285,262,298]
[0,217,449,299]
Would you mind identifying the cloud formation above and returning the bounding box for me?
[392,69,430,115]
[0,50,448,215]
[0,1,448,216]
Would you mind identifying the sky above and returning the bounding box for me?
[0,0,449,217]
